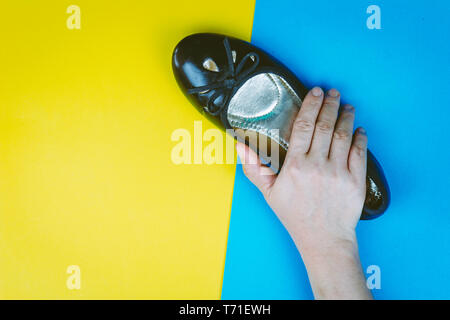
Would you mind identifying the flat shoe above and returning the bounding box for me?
[172,33,390,220]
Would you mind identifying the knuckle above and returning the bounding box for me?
[356,134,368,145]
[316,120,333,132]
[354,145,366,157]
[323,99,338,108]
[342,108,355,118]
[307,98,322,108]
[283,157,302,174]
[333,129,351,140]
[293,119,314,132]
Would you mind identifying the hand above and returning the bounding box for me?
[236,87,371,299]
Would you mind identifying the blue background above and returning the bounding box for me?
[222,0,450,299]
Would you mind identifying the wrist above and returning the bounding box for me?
[290,231,370,300]
[290,228,359,263]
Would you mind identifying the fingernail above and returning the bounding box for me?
[312,87,322,97]
[358,127,366,134]
[327,89,339,97]
[343,105,354,112]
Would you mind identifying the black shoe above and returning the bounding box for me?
[172,33,390,220]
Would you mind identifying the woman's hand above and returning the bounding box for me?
[236,87,372,299]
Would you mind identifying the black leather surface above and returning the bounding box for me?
[172,33,390,220]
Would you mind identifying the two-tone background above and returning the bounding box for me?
[1,0,449,299]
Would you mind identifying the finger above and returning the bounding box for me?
[308,89,340,159]
[287,87,324,158]
[348,128,368,181]
[329,104,355,167]
[236,142,276,197]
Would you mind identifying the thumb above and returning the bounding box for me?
[236,142,276,197]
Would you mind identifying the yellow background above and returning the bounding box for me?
[0,0,254,299]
